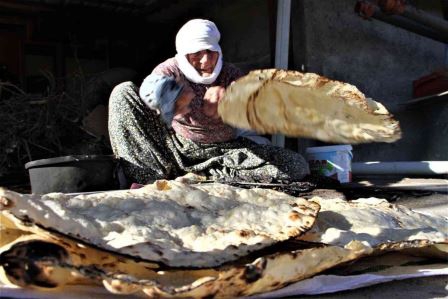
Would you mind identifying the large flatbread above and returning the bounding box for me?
[299,197,448,256]
[1,184,447,298]
[218,69,401,143]
[0,218,443,298]
[0,224,370,297]
[0,181,319,268]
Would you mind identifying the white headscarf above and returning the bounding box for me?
[175,19,223,85]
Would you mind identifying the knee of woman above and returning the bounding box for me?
[112,81,137,94]
[109,81,139,107]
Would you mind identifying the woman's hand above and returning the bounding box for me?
[174,86,194,117]
[203,86,225,119]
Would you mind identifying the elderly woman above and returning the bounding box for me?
[108,19,309,185]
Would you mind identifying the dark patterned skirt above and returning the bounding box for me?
[108,82,309,185]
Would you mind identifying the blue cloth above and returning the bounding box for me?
[139,74,184,126]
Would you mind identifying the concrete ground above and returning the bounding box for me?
[300,276,448,299]
[396,193,448,218]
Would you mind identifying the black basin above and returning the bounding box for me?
[25,155,119,194]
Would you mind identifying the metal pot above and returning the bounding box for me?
[25,155,119,194]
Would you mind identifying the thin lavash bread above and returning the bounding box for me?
[1,185,447,298]
[218,69,401,144]
[298,197,448,258]
[0,191,376,298]
[0,231,371,297]
[0,180,319,268]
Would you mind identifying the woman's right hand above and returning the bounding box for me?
[203,86,225,119]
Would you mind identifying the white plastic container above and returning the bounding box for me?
[305,145,353,183]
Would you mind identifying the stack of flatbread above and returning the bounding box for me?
[218,69,401,143]
[0,180,446,298]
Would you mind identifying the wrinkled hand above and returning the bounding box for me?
[203,86,225,119]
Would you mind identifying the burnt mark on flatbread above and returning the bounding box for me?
[315,77,330,88]
[288,250,303,260]
[295,203,320,216]
[155,180,171,191]
[240,257,267,283]
[0,240,69,288]
[3,259,59,288]
[10,240,68,262]
[59,240,72,247]
[20,222,164,269]
[238,230,251,238]
[288,211,301,221]
[17,215,33,227]
[102,262,118,268]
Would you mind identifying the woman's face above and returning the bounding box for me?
[186,50,219,77]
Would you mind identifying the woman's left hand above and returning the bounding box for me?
[203,86,225,119]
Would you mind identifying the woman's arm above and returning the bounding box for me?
[202,63,244,119]
[140,59,193,120]
[203,86,225,119]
